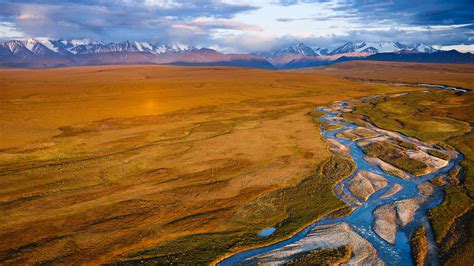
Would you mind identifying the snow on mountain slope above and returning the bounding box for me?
[254,41,437,65]
[254,43,316,58]
[330,41,385,54]
[35,38,59,53]
[0,39,441,59]
[250,41,442,68]
[24,39,36,52]
[360,41,406,53]
[252,43,321,66]
[329,42,367,55]
[0,38,274,69]
[0,40,35,58]
[312,47,330,56]
[0,38,459,69]
[329,41,437,55]
[409,43,437,53]
[0,38,197,58]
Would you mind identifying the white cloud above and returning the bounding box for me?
[193,17,263,32]
[212,32,279,52]
[0,22,26,39]
[0,0,472,52]
[434,44,474,53]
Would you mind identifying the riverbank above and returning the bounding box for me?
[218,86,468,265]
[297,61,474,264]
[350,89,473,264]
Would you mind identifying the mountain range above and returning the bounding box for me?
[0,39,472,69]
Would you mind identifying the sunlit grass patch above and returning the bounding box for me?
[287,246,351,265]
[362,141,428,175]
[427,149,450,161]
[118,156,355,264]
[410,226,428,266]
[429,187,472,243]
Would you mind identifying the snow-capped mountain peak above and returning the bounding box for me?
[279,43,316,56]
[409,43,437,53]
[329,41,437,55]
[287,43,317,56]
[24,39,37,52]
[0,38,460,70]
[360,41,402,53]
[252,43,313,58]
[35,38,60,53]
[169,43,192,52]
[311,47,330,56]
[0,38,199,59]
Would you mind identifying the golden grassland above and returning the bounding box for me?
[298,61,474,265]
[296,61,474,90]
[0,65,419,264]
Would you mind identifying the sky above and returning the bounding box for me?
[0,0,473,52]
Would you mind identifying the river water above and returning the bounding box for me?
[218,87,463,265]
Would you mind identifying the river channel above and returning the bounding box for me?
[218,86,464,265]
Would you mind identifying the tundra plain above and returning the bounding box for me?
[0,63,472,264]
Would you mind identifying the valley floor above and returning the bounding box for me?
[0,62,472,265]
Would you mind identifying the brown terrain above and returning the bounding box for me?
[0,65,415,264]
[296,60,474,89]
[0,62,472,264]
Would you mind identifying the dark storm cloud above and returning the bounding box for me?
[0,0,259,44]
[339,0,473,27]
[271,0,474,47]
[275,0,474,27]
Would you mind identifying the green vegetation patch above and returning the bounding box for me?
[430,175,448,187]
[117,156,355,264]
[410,226,428,266]
[326,206,354,219]
[309,110,325,124]
[341,113,370,127]
[448,166,462,186]
[441,210,474,265]
[397,140,417,150]
[448,131,474,197]
[352,91,469,142]
[336,131,359,141]
[429,186,472,243]
[321,123,344,132]
[287,246,351,266]
[351,89,473,260]
[427,149,450,161]
[362,141,428,175]
[352,128,379,138]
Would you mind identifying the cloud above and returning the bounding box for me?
[210,23,474,53]
[192,18,263,32]
[0,22,25,40]
[269,0,474,48]
[330,0,474,27]
[272,0,330,6]
[0,0,260,44]
[273,0,474,28]
[212,32,280,52]
[0,0,472,52]
[434,44,474,53]
[277,13,357,23]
